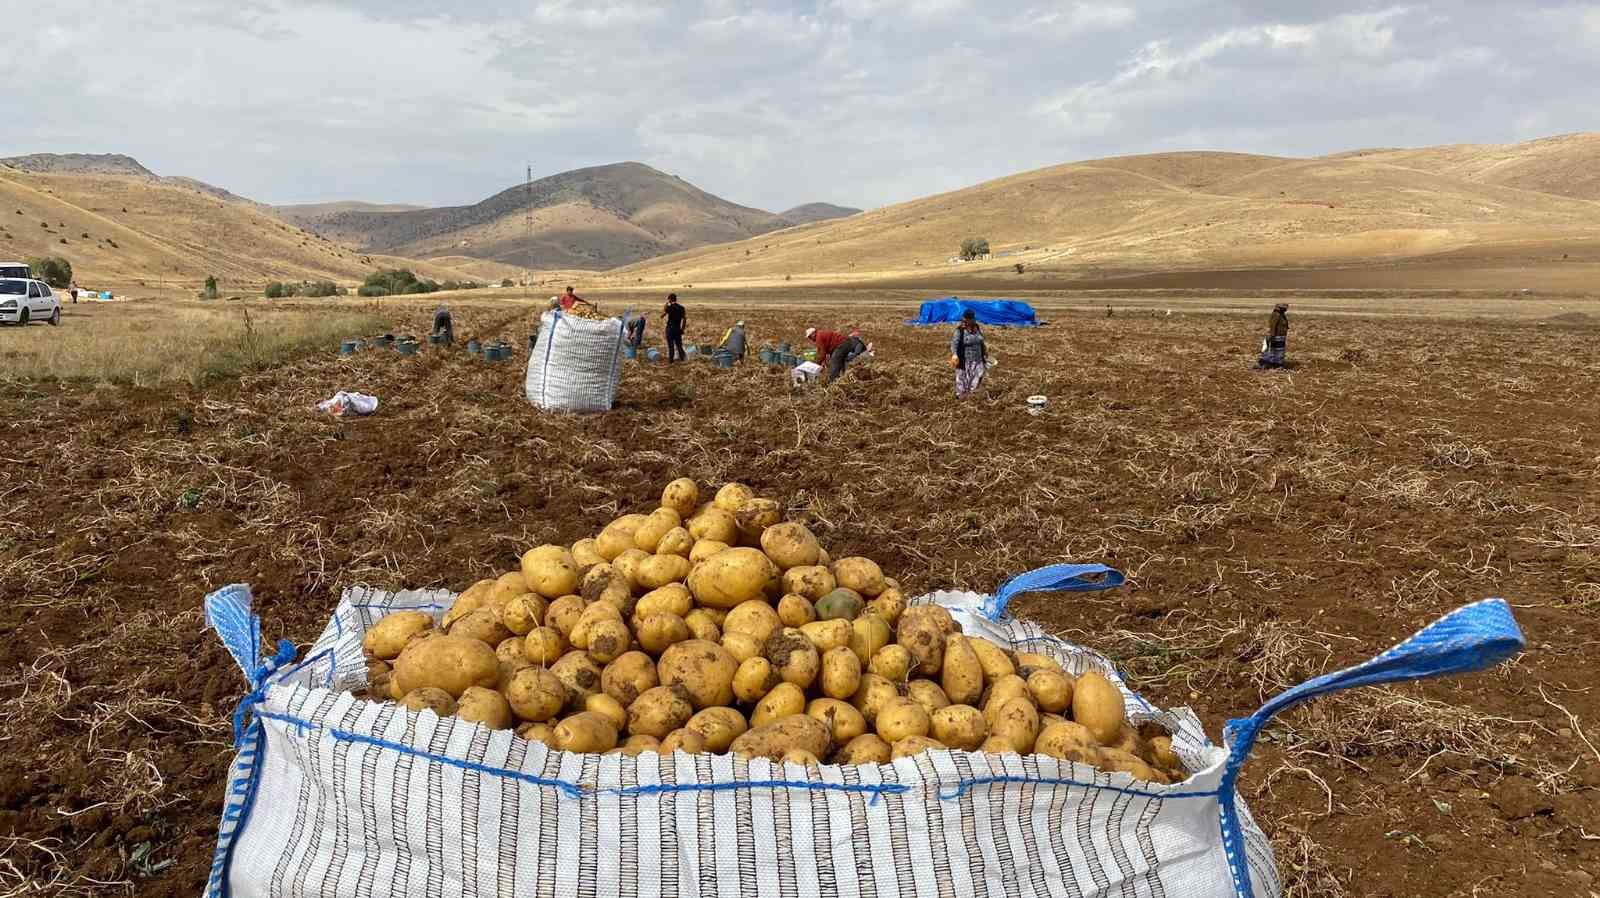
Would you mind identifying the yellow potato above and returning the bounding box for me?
[835,733,892,764]
[1027,669,1074,713]
[781,565,836,601]
[906,679,951,716]
[399,687,457,717]
[868,645,914,682]
[636,613,692,656]
[875,697,932,743]
[619,734,662,757]
[580,562,617,601]
[800,619,852,653]
[496,657,531,693]
[521,545,582,598]
[850,673,900,723]
[393,634,500,698]
[661,478,701,517]
[363,611,435,661]
[1110,723,1155,765]
[612,548,650,591]
[781,747,820,767]
[891,735,946,759]
[688,539,730,565]
[764,629,820,689]
[595,514,648,561]
[730,714,831,762]
[940,635,984,706]
[723,600,782,644]
[544,595,588,639]
[627,685,695,739]
[849,615,892,666]
[865,590,906,624]
[366,660,393,698]
[776,593,817,628]
[553,711,619,753]
[713,482,755,513]
[969,638,1016,683]
[979,735,1016,754]
[1071,671,1125,745]
[498,593,548,636]
[495,637,528,666]
[656,527,694,558]
[1099,748,1168,784]
[759,521,821,570]
[570,537,605,572]
[658,639,739,709]
[687,507,739,544]
[523,626,567,666]
[569,601,622,651]
[442,579,496,629]
[1149,735,1182,773]
[806,697,868,745]
[930,704,988,751]
[600,651,659,706]
[687,547,778,609]
[588,619,632,664]
[633,553,691,591]
[660,727,708,755]
[634,584,693,620]
[683,609,722,643]
[1035,720,1101,764]
[820,646,863,700]
[734,498,781,545]
[721,631,764,663]
[831,557,885,597]
[633,508,684,553]
[487,572,532,607]
[751,682,807,726]
[456,686,513,730]
[448,608,513,647]
[516,721,556,745]
[896,605,954,677]
[989,696,1040,754]
[549,652,604,706]
[505,667,567,722]
[983,674,1031,725]
[1016,652,1066,677]
[686,707,748,752]
[733,657,779,703]
[584,693,629,731]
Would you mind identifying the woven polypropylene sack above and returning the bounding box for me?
[203,582,1288,898]
[525,310,624,412]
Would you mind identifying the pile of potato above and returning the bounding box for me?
[360,479,1186,784]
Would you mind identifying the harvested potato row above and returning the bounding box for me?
[356,478,1186,784]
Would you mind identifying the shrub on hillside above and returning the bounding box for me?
[501,278,515,288]
[959,237,990,260]
[301,281,340,298]
[27,256,73,287]
[264,282,286,298]
[357,285,389,297]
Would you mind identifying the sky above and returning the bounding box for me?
[5,1,1599,212]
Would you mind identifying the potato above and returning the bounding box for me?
[1100,748,1167,784]
[627,685,695,739]
[850,673,900,723]
[456,686,513,730]
[683,609,722,643]
[633,508,683,553]
[1036,720,1101,764]
[636,613,692,656]
[781,565,836,601]
[399,687,457,717]
[521,545,582,598]
[448,607,513,647]
[1071,671,1125,745]
[989,696,1040,754]
[781,748,820,767]
[632,553,690,591]
[723,600,782,644]
[835,733,892,764]
[612,548,650,590]
[505,667,567,722]
[759,522,821,570]
[813,588,864,622]
[549,652,604,706]
[686,706,748,752]
[571,537,605,572]
[733,656,779,703]
[618,734,661,757]
[983,674,1031,724]
[730,714,831,761]
[764,629,821,689]
[849,615,892,666]
[713,482,755,513]
[970,638,1016,683]
[388,676,406,700]
[517,721,556,745]
[832,557,885,597]
[699,608,728,626]
[584,693,629,731]
[580,563,616,602]
[806,697,868,745]
[800,619,852,653]
[865,590,906,624]
[1016,652,1066,677]
[906,679,951,716]
[544,594,588,639]
[721,631,764,663]
[734,498,781,545]
[498,593,548,636]
[366,660,393,698]
[658,639,739,709]
[661,477,701,517]
[775,593,816,628]
[569,601,622,651]
[442,579,496,629]
[687,507,738,544]
[820,646,863,700]
[660,727,707,755]
[687,547,778,609]
[1027,669,1074,713]
[875,697,932,743]
[488,571,531,606]
[1149,735,1182,773]
[979,735,1016,754]
[892,736,946,759]
[751,682,807,726]
[869,645,914,682]
[496,657,531,693]
[940,635,984,706]
[595,514,648,561]
[524,626,567,666]
[364,611,435,661]
[635,584,693,620]
[600,651,659,706]
[688,539,730,565]
[1110,723,1155,765]
[495,637,528,666]
[930,704,988,751]
[553,711,619,753]
[393,634,500,698]
[656,527,694,558]
[896,605,953,677]
[587,619,632,664]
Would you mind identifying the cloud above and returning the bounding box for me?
[1,0,1597,214]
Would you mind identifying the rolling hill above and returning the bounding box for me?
[779,203,861,225]
[609,135,1600,287]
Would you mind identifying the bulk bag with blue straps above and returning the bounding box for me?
[203,562,1523,898]
[525,309,625,412]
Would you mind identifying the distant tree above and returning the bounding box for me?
[959,237,990,261]
[1013,262,1026,274]
[500,278,514,288]
[27,256,73,287]
[264,281,285,298]
[357,285,389,297]
[199,275,219,300]
[300,281,339,298]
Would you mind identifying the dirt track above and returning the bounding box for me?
[1,299,1597,897]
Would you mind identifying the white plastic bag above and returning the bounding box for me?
[525,310,625,412]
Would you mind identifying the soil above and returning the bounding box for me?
[1,297,1596,897]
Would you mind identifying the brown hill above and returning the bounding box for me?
[1331,133,1600,201]
[610,137,1600,287]
[779,203,861,225]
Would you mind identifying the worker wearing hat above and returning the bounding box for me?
[718,319,748,362]
[1259,303,1289,368]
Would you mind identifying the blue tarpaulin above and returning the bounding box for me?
[908,297,1040,327]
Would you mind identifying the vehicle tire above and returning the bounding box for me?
[49,308,61,326]
[18,309,28,326]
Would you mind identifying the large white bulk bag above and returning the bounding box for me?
[201,564,1522,898]
[525,309,625,412]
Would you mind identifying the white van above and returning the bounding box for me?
[0,278,62,326]
[0,261,31,280]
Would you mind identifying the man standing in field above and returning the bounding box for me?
[69,282,79,304]
[661,293,687,362]
[1258,304,1289,368]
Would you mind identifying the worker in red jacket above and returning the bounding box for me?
[805,326,867,382]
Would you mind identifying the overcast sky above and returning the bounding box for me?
[5,1,1598,211]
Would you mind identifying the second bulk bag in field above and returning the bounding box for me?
[525,309,625,412]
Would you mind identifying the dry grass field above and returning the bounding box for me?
[1,291,1597,897]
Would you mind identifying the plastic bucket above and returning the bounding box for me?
[396,340,419,356]
[430,333,446,345]
[713,350,735,369]
[646,348,661,362]
[624,345,638,359]
[758,348,778,364]
[778,342,791,354]
[339,340,357,355]
[466,339,481,354]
